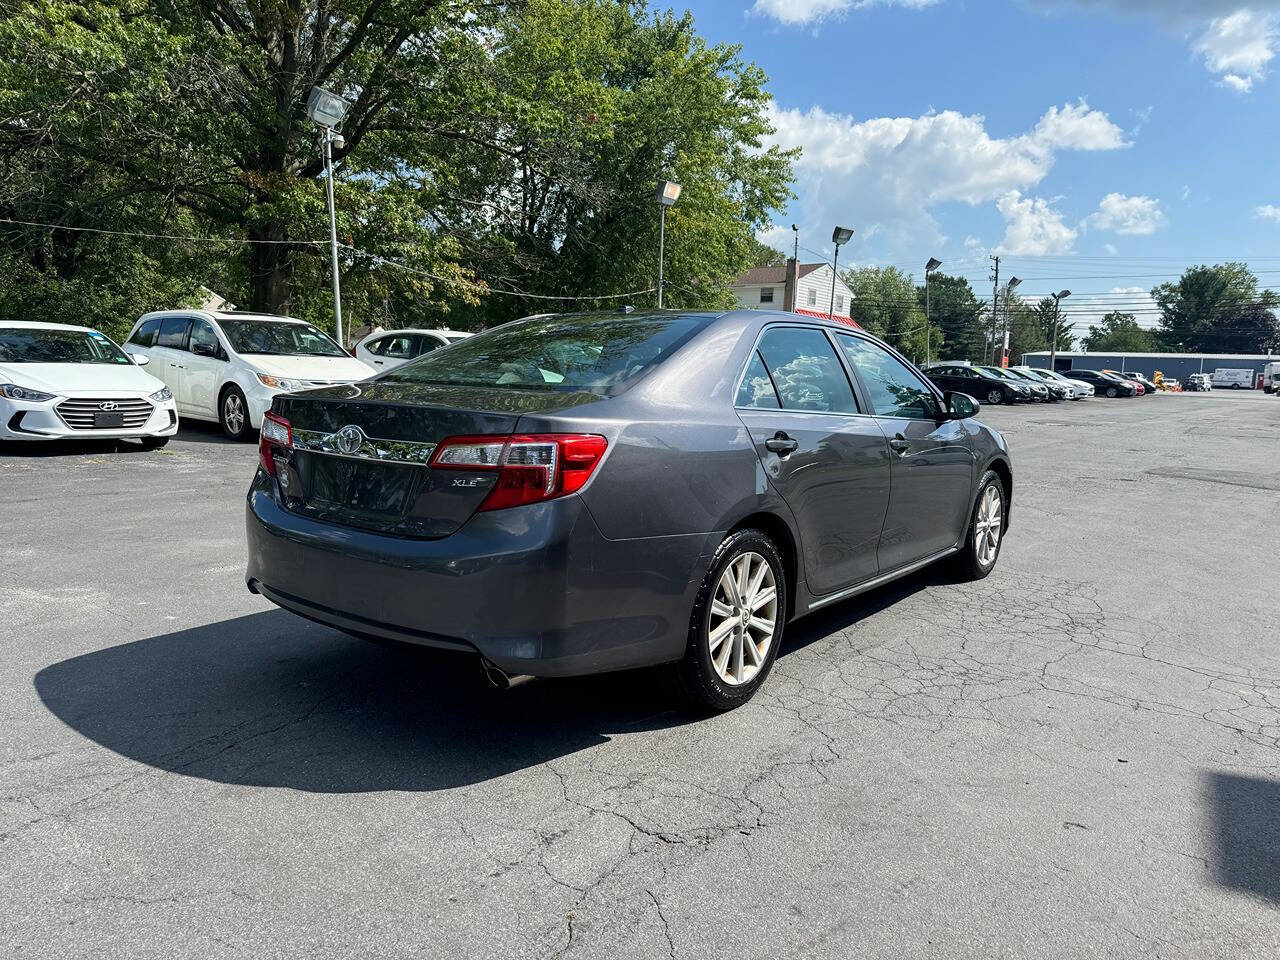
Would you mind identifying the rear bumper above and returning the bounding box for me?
[245,471,715,677]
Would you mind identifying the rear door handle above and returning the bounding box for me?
[373,359,383,365]
[765,432,798,456]
[889,435,911,454]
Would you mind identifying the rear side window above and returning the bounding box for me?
[156,316,190,349]
[835,334,939,420]
[754,327,859,414]
[129,319,160,347]
[736,351,780,408]
[414,336,445,357]
[383,313,709,394]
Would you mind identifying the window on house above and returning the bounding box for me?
[835,294,844,313]
[807,289,817,306]
[760,287,774,304]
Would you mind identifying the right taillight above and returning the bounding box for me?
[259,411,292,477]
[430,433,608,511]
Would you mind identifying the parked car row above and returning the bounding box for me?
[0,312,472,444]
[922,362,1096,403]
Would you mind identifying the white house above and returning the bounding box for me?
[729,259,858,326]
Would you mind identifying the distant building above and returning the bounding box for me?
[1022,350,1273,385]
[730,259,858,325]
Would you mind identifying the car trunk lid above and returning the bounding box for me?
[269,381,602,538]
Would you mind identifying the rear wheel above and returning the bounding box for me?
[954,470,1006,581]
[675,529,787,712]
[219,386,251,441]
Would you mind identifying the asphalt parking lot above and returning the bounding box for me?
[3,390,1279,958]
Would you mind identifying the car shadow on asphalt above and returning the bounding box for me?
[33,568,943,794]
[1204,771,1280,904]
[0,438,159,457]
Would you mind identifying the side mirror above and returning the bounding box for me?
[945,391,979,419]
[128,352,150,366]
[191,341,217,358]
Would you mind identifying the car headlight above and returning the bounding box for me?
[257,374,300,391]
[150,386,173,402]
[0,383,56,402]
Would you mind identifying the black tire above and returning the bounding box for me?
[219,385,252,441]
[674,528,788,712]
[953,469,1006,582]
[985,388,1003,405]
[1105,386,1117,398]
[138,436,170,450]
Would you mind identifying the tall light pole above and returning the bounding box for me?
[307,86,351,348]
[924,257,941,365]
[791,224,799,313]
[1049,289,1071,371]
[656,180,682,308]
[829,226,854,320]
[1000,276,1021,367]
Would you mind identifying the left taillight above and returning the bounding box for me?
[430,433,608,511]
[259,411,292,477]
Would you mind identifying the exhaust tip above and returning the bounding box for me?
[481,659,534,691]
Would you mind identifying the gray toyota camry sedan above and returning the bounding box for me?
[245,309,1011,709]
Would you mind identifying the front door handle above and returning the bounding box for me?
[765,432,798,456]
[373,359,383,365]
[889,435,911,454]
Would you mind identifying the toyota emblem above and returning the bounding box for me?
[99,401,119,411]
[334,424,365,456]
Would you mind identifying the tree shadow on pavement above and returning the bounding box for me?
[1204,771,1280,904]
[33,565,947,795]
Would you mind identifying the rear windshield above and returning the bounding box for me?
[0,327,131,364]
[382,313,709,393]
[217,319,346,357]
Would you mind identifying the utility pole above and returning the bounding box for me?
[791,224,799,313]
[1049,289,1071,371]
[322,127,344,349]
[1000,276,1021,368]
[988,256,1000,364]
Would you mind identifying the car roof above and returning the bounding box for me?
[0,320,96,332]
[138,309,308,325]
[364,328,472,337]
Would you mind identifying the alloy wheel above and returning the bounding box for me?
[706,551,778,687]
[986,389,1002,405]
[223,393,246,434]
[974,484,1002,567]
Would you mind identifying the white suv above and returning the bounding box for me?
[125,310,374,440]
[355,328,473,371]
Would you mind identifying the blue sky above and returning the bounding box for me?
[683,0,1280,332]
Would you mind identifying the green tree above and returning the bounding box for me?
[0,0,795,336]
[917,272,984,362]
[1082,312,1156,352]
[1033,296,1074,354]
[844,265,937,363]
[1151,263,1280,353]
[747,237,787,269]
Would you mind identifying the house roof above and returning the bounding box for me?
[732,263,825,286]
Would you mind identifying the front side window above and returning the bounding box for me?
[128,319,160,347]
[371,335,414,359]
[0,327,132,364]
[217,319,346,357]
[382,312,709,394]
[754,327,859,413]
[759,287,774,304]
[156,316,191,349]
[413,336,445,357]
[189,319,220,356]
[835,334,938,420]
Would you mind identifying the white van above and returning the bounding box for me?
[1263,361,1280,394]
[1210,368,1256,390]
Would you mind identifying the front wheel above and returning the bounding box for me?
[954,470,1006,581]
[220,386,252,441]
[675,529,787,711]
[1105,386,1117,398]
[985,388,1003,405]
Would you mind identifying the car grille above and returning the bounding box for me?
[55,397,154,430]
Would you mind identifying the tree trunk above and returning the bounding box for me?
[248,223,294,315]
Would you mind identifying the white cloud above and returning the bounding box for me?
[1104,242,1119,254]
[1086,192,1166,235]
[1194,10,1278,90]
[1255,203,1280,221]
[1034,101,1131,150]
[763,100,1127,257]
[751,0,937,26]
[994,191,1078,255]
[1026,1,1280,91]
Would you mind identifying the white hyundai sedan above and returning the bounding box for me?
[0,321,178,447]
[125,310,375,440]
[354,328,473,371]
